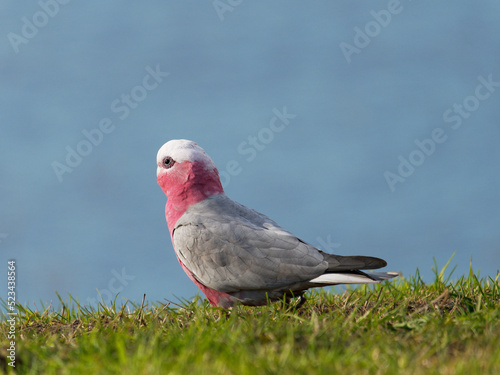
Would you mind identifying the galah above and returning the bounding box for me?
[156,139,397,308]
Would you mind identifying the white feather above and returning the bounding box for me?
[156,139,216,170]
[310,271,398,285]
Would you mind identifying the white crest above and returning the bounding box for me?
[156,139,216,173]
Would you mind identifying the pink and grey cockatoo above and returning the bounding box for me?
[157,139,397,308]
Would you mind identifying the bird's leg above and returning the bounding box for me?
[295,294,307,309]
[214,307,231,321]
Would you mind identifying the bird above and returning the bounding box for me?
[156,139,397,308]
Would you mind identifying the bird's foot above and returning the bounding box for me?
[280,293,307,311]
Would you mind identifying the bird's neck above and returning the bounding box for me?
[165,164,224,233]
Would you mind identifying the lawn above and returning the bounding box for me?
[1,261,499,374]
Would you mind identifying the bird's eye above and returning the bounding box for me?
[163,157,175,168]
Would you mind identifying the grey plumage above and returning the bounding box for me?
[172,193,396,304]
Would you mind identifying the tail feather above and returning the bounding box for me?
[365,271,400,281]
[322,253,388,271]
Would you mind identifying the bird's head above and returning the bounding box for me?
[156,139,223,200]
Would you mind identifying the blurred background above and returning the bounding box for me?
[1,1,499,308]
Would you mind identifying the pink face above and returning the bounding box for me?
[156,158,190,197]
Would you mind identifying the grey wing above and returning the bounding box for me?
[172,195,328,292]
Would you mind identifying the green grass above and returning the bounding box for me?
[1,262,499,374]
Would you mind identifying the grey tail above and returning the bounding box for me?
[322,252,388,272]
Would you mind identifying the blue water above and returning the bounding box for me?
[1,1,499,308]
